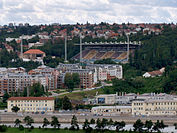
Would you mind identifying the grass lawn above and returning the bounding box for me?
[58,88,105,101]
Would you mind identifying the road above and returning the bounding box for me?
[1,112,177,125]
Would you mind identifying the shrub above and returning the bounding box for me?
[0,125,7,132]
[19,125,24,131]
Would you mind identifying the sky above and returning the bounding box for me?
[0,0,177,25]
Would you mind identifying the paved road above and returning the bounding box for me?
[1,112,177,125]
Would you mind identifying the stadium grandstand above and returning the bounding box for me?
[73,41,141,63]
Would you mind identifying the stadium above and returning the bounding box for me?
[72,41,141,63]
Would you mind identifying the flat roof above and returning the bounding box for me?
[8,97,54,101]
[92,106,131,109]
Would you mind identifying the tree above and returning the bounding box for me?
[145,120,153,132]
[83,119,92,133]
[62,96,72,110]
[174,123,177,130]
[90,118,95,124]
[30,83,45,97]
[64,73,74,91]
[153,120,167,132]
[23,116,34,128]
[51,116,60,129]
[101,118,108,130]
[3,92,9,103]
[133,119,144,132]
[42,118,50,128]
[14,119,21,127]
[95,118,102,131]
[70,115,79,130]
[114,121,125,132]
[11,106,20,113]
[108,119,114,128]
[72,73,80,88]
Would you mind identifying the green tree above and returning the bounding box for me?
[14,119,21,127]
[51,116,60,129]
[23,116,34,128]
[64,73,74,91]
[114,121,125,132]
[174,123,177,130]
[133,119,144,132]
[90,118,95,124]
[42,118,50,128]
[3,92,9,103]
[70,115,79,130]
[11,106,20,113]
[101,118,108,130]
[72,73,80,88]
[95,118,102,131]
[83,119,92,133]
[145,120,153,132]
[62,96,72,110]
[30,83,45,97]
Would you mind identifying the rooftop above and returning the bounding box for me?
[24,49,45,54]
[8,97,54,101]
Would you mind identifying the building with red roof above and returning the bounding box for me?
[23,49,46,62]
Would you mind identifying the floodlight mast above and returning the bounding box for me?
[126,34,130,62]
[64,35,68,62]
[80,33,82,63]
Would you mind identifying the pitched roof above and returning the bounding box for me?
[8,97,54,101]
[24,49,45,54]
[148,70,163,76]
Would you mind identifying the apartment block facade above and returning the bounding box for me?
[7,97,54,112]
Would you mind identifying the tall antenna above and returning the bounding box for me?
[64,35,67,62]
[20,35,23,59]
[126,34,130,62]
[80,33,82,63]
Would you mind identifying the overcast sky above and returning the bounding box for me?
[0,0,177,25]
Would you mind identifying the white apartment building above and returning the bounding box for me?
[86,64,123,81]
[7,97,54,112]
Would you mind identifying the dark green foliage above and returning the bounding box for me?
[174,123,177,130]
[23,116,34,128]
[130,26,177,71]
[163,69,177,93]
[64,73,74,91]
[11,106,20,113]
[0,125,7,132]
[19,125,24,131]
[51,116,60,129]
[83,119,92,133]
[43,56,64,68]
[3,92,10,103]
[55,96,72,110]
[62,96,72,110]
[145,120,153,132]
[90,119,95,124]
[94,58,117,64]
[114,121,125,132]
[72,73,80,88]
[133,119,144,132]
[153,120,167,132]
[43,118,50,128]
[70,115,79,130]
[14,119,21,127]
[29,83,45,97]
